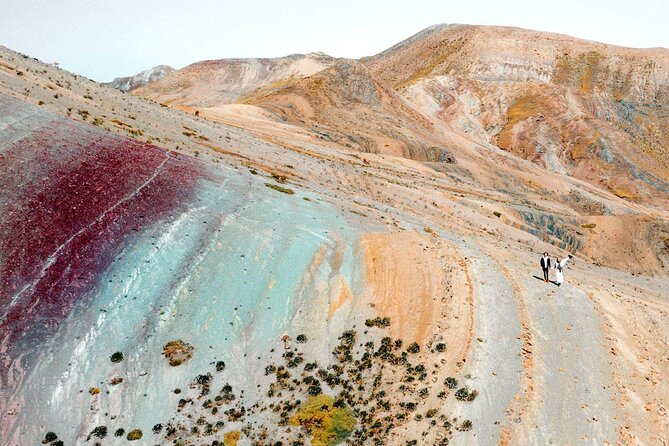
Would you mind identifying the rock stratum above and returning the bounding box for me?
[0,24,668,446]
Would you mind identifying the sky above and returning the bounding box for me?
[1,0,668,82]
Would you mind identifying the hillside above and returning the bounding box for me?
[1,25,669,446]
[366,25,669,203]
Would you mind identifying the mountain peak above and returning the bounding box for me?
[106,65,175,92]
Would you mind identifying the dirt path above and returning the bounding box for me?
[492,246,620,444]
[445,237,525,445]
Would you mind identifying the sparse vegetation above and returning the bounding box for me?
[364,316,391,328]
[265,182,295,194]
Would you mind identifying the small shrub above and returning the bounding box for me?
[455,387,478,401]
[458,420,473,431]
[364,317,390,328]
[444,377,458,389]
[224,430,241,446]
[195,373,212,385]
[110,351,123,363]
[296,334,307,343]
[114,428,125,437]
[89,426,107,438]
[44,432,58,442]
[407,342,420,354]
[126,429,143,441]
[434,342,446,352]
[163,340,194,366]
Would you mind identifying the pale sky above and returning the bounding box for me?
[1,0,667,82]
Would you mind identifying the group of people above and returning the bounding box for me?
[540,252,573,286]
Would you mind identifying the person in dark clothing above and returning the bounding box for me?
[540,252,551,282]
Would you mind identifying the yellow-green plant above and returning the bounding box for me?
[290,395,355,446]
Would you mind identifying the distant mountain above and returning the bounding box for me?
[106,64,174,92]
[133,52,336,106]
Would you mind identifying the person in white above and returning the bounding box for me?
[554,254,573,286]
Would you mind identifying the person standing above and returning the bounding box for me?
[540,252,551,282]
[554,254,573,286]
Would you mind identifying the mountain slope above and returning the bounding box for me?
[239,59,455,161]
[366,24,669,203]
[1,30,669,445]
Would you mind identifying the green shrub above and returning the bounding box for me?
[407,342,420,354]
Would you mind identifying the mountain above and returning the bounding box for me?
[106,64,174,91]
[134,52,336,106]
[127,25,669,207]
[365,24,669,202]
[240,59,454,161]
[1,25,669,446]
